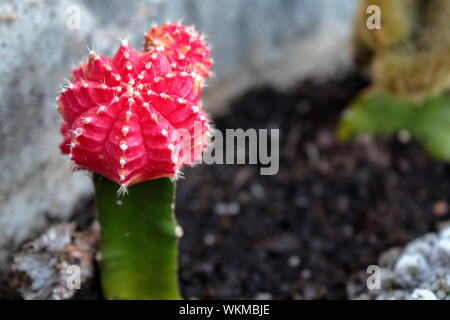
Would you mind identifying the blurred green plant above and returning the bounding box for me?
[340,0,450,160]
[339,91,450,160]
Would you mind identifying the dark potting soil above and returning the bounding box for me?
[3,72,450,300]
[175,72,450,300]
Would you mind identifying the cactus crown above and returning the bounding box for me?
[57,23,212,195]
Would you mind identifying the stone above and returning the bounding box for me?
[348,226,450,300]
[12,223,98,300]
[410,289,437,300]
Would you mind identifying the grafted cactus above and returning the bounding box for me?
[56,23,212,299]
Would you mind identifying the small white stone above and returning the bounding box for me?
[251,183,264,199]
[440,227,450,239]
[437,238,450,255]
[410,289,437,300]
[254,293,272,300]
[228,202,240,215]
[203,233,216,246]
[395,253,429,274]
[288,255,301,267]
[214,202,228,216]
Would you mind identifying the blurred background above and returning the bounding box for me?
[1,0,449,299]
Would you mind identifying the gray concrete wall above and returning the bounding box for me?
[0,0,357,270]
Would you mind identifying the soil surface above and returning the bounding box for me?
[3,72,450,300]
[176,72,450,300]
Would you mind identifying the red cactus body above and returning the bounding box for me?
[145,22,212,78]
[57,25,211,195]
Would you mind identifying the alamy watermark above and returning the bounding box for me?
[175,124,280,176]
[201,128,279,176]
[66,265,81,290]
[366,4,381,30]
[66,5,81,30]
[366,265,381,290]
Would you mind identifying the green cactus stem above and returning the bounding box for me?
[94,173,181,300]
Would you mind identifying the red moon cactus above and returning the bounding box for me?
[57,24,211,195]
[144,22,212,78]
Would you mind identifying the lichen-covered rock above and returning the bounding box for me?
[347,226,450,300]
[12,223,98,300]
[410,288,438,300]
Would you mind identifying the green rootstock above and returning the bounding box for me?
[94,173,180,300]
